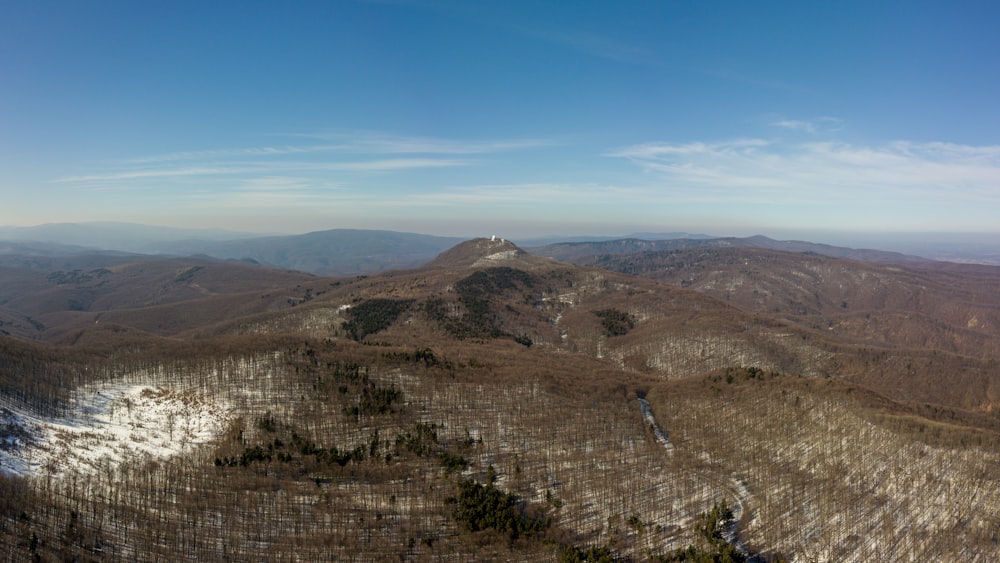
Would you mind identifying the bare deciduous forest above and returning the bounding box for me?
[2,237,1000,561]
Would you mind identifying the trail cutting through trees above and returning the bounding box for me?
[638,397,755,558]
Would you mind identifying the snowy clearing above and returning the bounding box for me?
[473,249,520,266]
[0,385,231,478]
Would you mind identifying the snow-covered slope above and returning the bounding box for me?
[1,384,231,478]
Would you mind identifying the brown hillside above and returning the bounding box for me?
[0,256,316,341]
[574,246,1000,360]
[132,241,1000,416]
[2,239,1000,561]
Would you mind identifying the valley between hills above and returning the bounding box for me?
[2,235,1000,561]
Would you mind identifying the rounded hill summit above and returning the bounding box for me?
[423,237,542,270]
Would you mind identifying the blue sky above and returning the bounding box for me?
[3,0,1000,240]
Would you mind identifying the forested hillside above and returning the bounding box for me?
[2,238,999,561]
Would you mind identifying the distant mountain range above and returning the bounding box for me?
[3,222,1000,277]
[149,229,466,276]
[528,235,930,265]
[0,223,464,276]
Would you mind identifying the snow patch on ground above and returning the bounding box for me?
[638,398,673,452]
[0,385,231,478]
[473,250,519,266]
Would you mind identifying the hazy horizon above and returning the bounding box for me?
[5,219,1000,266]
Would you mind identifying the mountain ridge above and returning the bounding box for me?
[3,236,1000,560]
[530,234,930,265]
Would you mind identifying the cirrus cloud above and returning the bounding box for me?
[608,138,1000,207]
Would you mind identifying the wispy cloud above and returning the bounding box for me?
[608,139,1000,206]
[771,116,844,134]
[56,159,468,184]
[772,120,816,133]
[60,132,551,187]
[119,134,550,165]
[518,26,650,64]
[50,131,556,217]
[74,131,556,183]
[291,132,555,154]
[703,68,816,95]
[58,167,242,183]
[182,176,352,209]
[609,139,769,159]
[405,183,612,206]
[124,145,348,164]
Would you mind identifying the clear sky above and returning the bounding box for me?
[3,0,1000,239]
